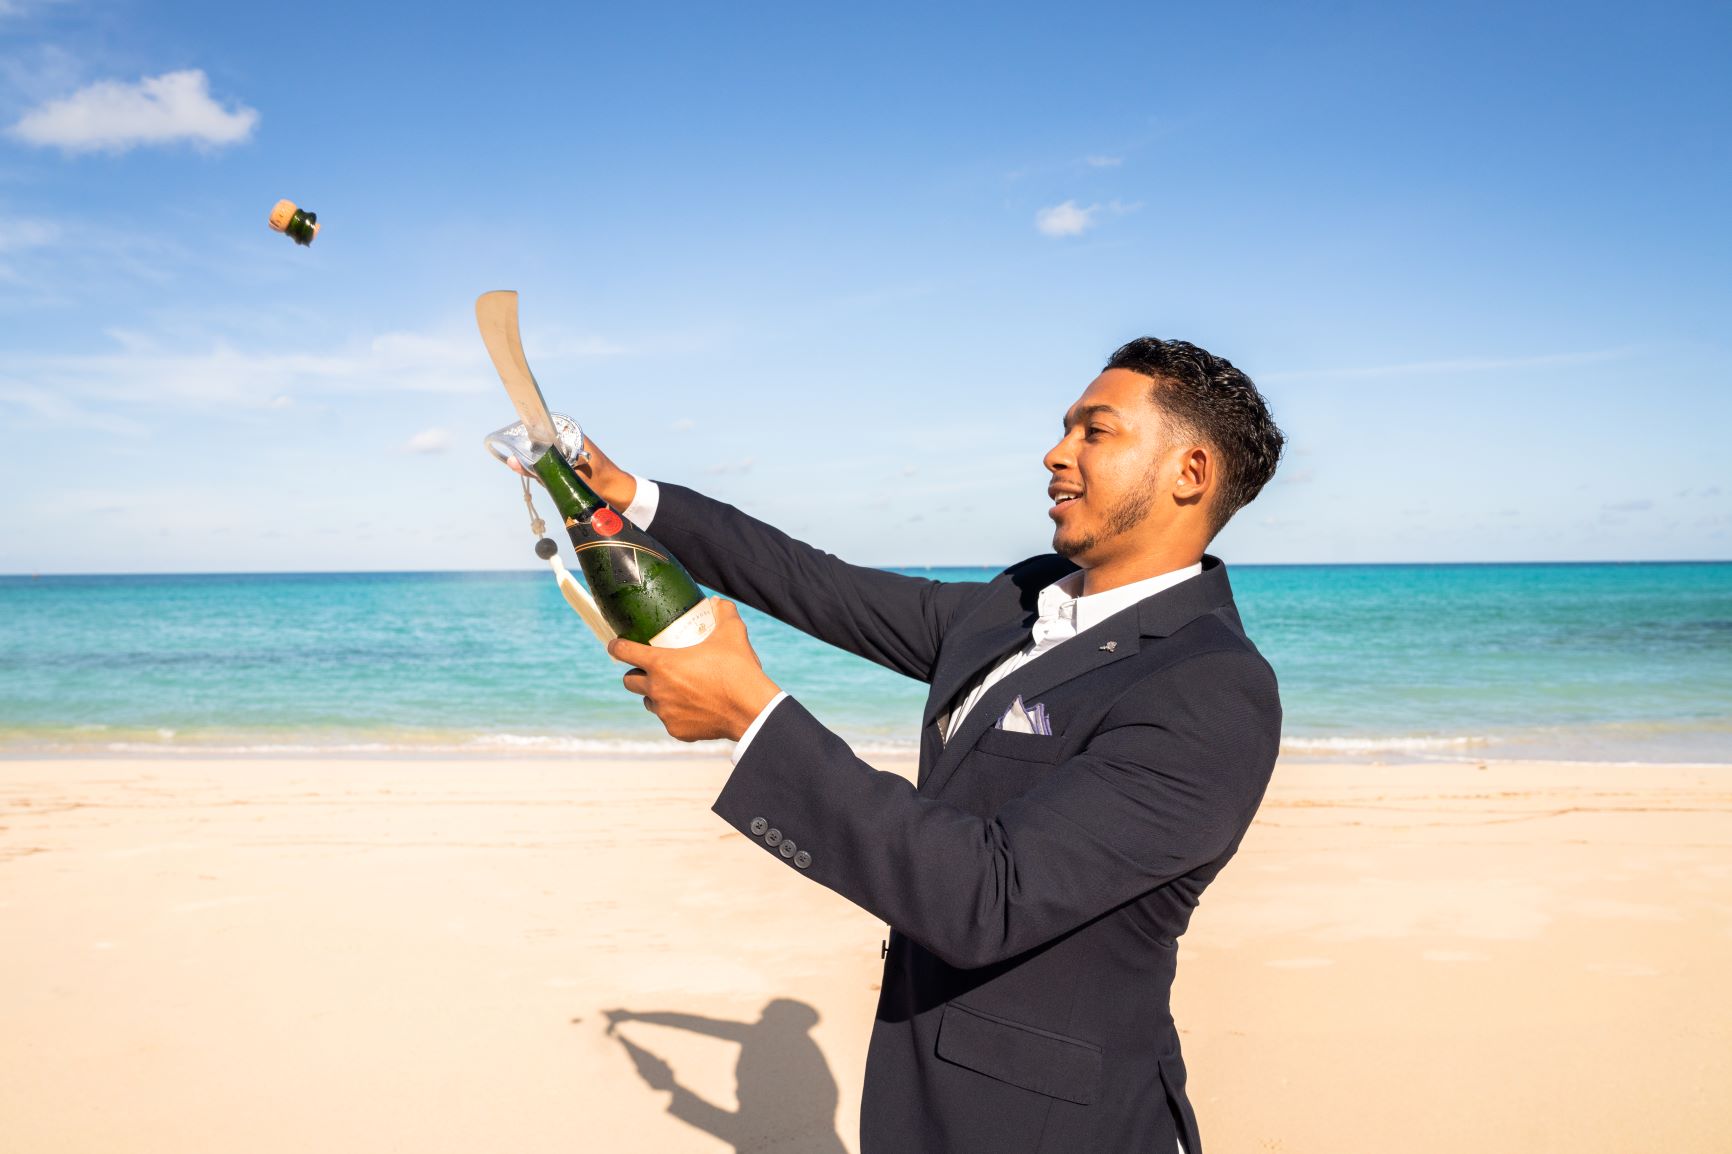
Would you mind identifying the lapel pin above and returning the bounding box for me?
[1099,641,1117,652]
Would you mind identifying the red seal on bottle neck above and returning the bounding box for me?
[590,508,624,537]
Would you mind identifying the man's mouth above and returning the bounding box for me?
[1048,489,1083,518]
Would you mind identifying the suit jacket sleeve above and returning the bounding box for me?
[714,649,1280,970]
[648,481,985,683]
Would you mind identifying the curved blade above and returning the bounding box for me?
[476,290,559,448]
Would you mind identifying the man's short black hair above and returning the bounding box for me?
[1104,337,1285,538]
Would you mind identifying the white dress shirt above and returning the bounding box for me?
[621,476,1200,761]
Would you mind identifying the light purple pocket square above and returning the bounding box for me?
[996,695,1053,736]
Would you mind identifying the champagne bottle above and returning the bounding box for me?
[529,445,716,648]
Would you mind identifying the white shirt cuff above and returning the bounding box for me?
[730,691,789,765]
[622,476,660,529]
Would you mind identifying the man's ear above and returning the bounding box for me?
[1172,445,1210,509]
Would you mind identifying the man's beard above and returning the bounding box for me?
[1054,476,1157,561]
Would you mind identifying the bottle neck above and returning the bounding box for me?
[532,448,605,523]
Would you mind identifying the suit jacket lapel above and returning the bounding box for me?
[921,557,1071,731]
[918,555,1237,799]
[922,614,1034,731]
[921,610,1141,797]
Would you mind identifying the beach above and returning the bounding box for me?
[2,753,1727,1153]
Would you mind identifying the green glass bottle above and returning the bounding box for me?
[268,199,319,246]
[530,447,716,647]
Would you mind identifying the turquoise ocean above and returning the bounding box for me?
[1,563,1728,763]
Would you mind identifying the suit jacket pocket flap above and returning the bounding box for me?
[936,1003,1101,1105]
[973,727,1068,763]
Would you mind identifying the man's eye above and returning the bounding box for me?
[1085,426,1108,439]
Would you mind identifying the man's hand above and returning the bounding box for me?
[573,434,636,509]
[610,599,782,743]
[507,432,637,509]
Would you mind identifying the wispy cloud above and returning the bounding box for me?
[0,214,61,282]
[1262,349,1631,383]
[1004,148,1137,183]
[403,427,452,454]
[0,0,70,18]
[0,382,147,437]
[1034,199,1141,238]
[705,457,755,476]
[10,69,258,153]
[0,323,626,415]
[0,218,59,252]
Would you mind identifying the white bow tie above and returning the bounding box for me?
[1030,592,1079,648]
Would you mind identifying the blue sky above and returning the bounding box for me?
[1,0,1727,572]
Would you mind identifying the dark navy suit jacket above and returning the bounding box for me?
[648,482,1282,1154]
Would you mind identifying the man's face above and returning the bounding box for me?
[1044,369,1182,566]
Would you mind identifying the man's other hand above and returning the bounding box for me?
[505,433,636,509]
[573,434,635,508]
[610,599,781,742]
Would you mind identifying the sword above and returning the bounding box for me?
[476,289,561,452]
[475,290,616,646]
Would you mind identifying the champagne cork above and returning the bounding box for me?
[268,199,319,246]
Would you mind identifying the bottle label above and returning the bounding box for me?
[648,599,717,649]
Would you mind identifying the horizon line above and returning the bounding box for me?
[5,558,1731,580]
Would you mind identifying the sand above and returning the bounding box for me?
[1,754,1728,1153]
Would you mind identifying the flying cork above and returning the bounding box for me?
[268,199,319,246]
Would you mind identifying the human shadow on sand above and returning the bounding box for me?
[603,998,847,1153]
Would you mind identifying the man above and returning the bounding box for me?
[579,337,1285,1153]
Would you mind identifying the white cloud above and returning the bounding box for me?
[404,427,452,454]
[1084,155,1123,168]
[10,69,259,154]
[705,457,755,476]
[3,329,486,408]
[0,214,60,280]
[670,418,697,431]
[0,320,633,416]
[1034,199,1140,238]
[0,382,146,437]
[0,0,68,18]
[1035,200,1098,238]
[0,218,58,252]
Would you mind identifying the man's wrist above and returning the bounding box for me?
[731,690,789,764]
[597,468,637,511]
[732,676,783,741]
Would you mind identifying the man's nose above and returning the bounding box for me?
[1043,436,1073,474]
